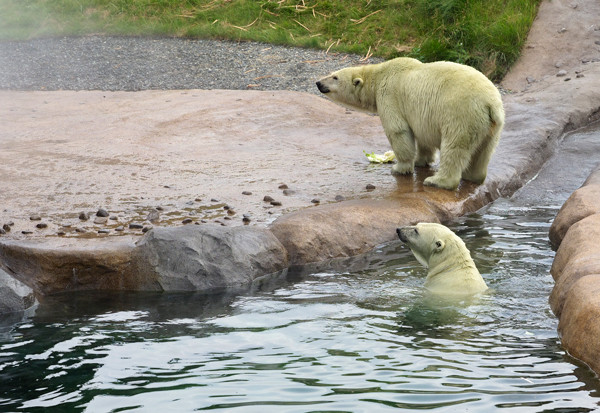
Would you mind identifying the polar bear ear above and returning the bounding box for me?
[434,240,445,253]
[353,77,363,87]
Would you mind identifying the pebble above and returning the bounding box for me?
[556,70,568,77]
[366,184,376,191]
[142,226,152,233]
[2,224,11,232]
[57,231,66,236]
[22,231,33,234]
[224,216,232,220]
[210,198,219,202]
[223,205,231,210]
[282,189,295,196]
[270,200,282,206]
[182,218,193,224]
[0,228,5,235]
[577,73,585,78]
[96,208,109,217]
[146,209,160,223]
[311,199,320,204]
[195,198,202,202]
[156,206,164,211]
[110,216,118,221]
[75,228,86,233]
[98,229,110,234]
[36,222,48,229]
[129,223,144,229]
[94,217,108,225]
[278,184,288,189]
[335,195,346,201]
[263,195,275,202]
[242,191,252,195]
[79,212,90,221]
[115,226,125,232]
[227,209,236,216]
[30,215,41,221]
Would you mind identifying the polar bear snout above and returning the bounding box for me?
[396,227,413,243]
[316,81,330,94]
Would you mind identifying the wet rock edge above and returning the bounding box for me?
[549,165,600,377]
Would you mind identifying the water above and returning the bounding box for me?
[1,199,600,412]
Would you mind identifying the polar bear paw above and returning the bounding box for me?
[391,161,414,175]
[423,174,460,190]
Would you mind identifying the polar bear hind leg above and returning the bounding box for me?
[424,137,472,189]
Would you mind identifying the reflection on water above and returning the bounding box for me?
[1,200,599,412]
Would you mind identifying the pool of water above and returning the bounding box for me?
[1,198,600,412]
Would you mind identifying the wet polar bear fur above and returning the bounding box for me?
[396,223,488,296]
[316,57,504,190]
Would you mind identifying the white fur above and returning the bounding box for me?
[316,57,504,190]
[397,222,488,296]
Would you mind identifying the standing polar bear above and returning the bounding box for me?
[316,57,504,190]
[397,223,488,296]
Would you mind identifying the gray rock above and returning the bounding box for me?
[0,268,36,315]
[96,208,109,217]
[131,224,288,291]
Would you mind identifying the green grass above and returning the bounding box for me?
[0,0,541,81]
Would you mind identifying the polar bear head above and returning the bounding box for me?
[316,66,376,113]
[396,222,488,296]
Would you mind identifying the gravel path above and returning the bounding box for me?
[0,36,381,93]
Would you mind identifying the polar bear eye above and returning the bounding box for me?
[414,228,419,235]
[332,76,338,80]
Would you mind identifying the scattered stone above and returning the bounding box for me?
[36,222,48,229]
[195,198,202,202]
[223,205,231,210]
[0,228,5,235]
[79,212,90,221]
[201,219,208,223]
[94,217,108,225]
[146,209,160,223]
[577,73,585,78]
[98,229,110,234]
[263,195,275,202]
[242,214,251,224]
[182,218,193,224]
[96,208,109,217]
[21,231,33,235]
[558,27,567,33]
[129,223,144,229]
[224,216,232,220]
[282,189,296,196]
[57,231,66,236]
[278,184,289,190]
[242,191,252,195]
[311,199,320,204]
[366,184,376,191]
[30,215,41,221]
[526,76,535,84]
[210,198,219,202]
[227,209,236,216]
[335,195,346,201]
[110,216,119,221]
[2,224,11,232]
[564,77,571,81]
[75,228,86,233]
[142,226,152,233]
[115,226,125,232]
[557,70,568,77]
[270,200,282,206]
[156,206,164,211]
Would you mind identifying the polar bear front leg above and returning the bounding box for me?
[386,127,416,175]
